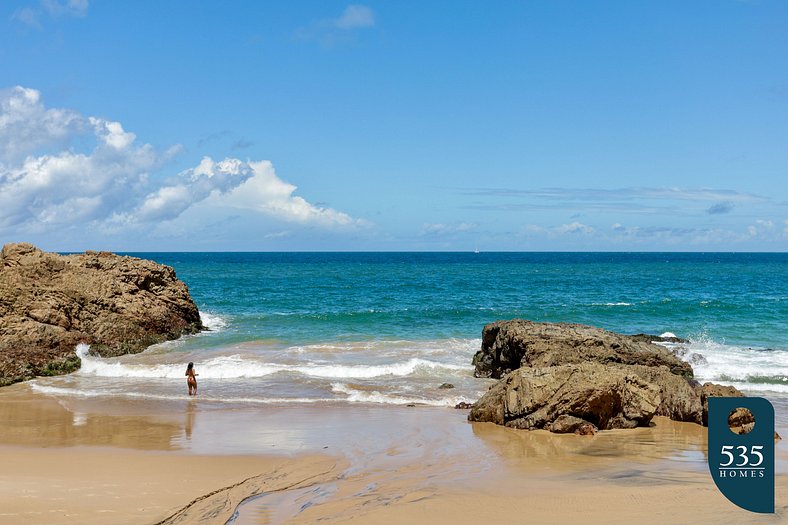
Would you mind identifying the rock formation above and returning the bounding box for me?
[0,243,203,386]
[472,320,693,380]
[471,363,661,431]
[469,319,746,433]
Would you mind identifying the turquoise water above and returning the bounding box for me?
[31,252,788,408]
[147,252,787,347]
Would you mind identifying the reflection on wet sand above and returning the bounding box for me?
[185,399,196,440]
[0,384,183,450]
[470,416,709,474]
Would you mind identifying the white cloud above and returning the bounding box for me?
[0,86,85,163]
[747,219,776,238]
[89,117,136,149]
[206,160,364,228]
[0,86,363,233]
[334,5,375,29]
[420,222,477,236]
[295,4,376,44]
[555,222,595,235]
[0,87,166,229]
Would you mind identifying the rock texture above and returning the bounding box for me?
[697,382,745,426]
[0,243,203,386]
[469,319,745,433]
[470,363,661,431]
[472,320,693,380]
[549,415,597,435]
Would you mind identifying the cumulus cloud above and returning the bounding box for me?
[0,86,85,162]
[200,159,364,228]
[0,87,167,229]
[0,86,363,233]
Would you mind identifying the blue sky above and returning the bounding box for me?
[1,1,786,251]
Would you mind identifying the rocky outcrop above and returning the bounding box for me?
[697,382,745,426]
[0,243,203,386]
[626,365,703,423]
[472,320,693,380]
[469,363,661,431]
[469,319,746,433]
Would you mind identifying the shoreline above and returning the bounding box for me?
[1,384,787,524]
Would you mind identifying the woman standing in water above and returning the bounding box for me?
[186,362,198,395]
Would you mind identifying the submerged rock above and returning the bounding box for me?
[0,243,203,386]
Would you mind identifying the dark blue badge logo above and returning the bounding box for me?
[708,396,774,513]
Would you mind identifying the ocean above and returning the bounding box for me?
[30,252,788,420]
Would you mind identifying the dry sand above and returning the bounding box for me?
[1,383,786,525]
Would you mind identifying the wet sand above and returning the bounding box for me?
[1,383,786,525]
[0,447,340,525]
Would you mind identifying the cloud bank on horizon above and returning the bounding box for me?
[0,86,364,240]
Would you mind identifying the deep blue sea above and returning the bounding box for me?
[32,252,788,409]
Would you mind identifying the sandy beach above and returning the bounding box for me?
[1,383,786,525]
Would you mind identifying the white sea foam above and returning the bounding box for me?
[660,335,788,394]
[291,359,469,379]
[331,383,470,407]
[30,381,473,407]
[74,345,471,380]
[660,332,677,338]
[200,311,228,331]
[590,302,632,306]
[29,383,335,404]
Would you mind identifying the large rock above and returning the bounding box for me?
[467,319,747,433]
[697,382,745,426]
[472,320,693,380]
[626,365,703,424]
[0,243,203,386]
[469,363,662,430]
